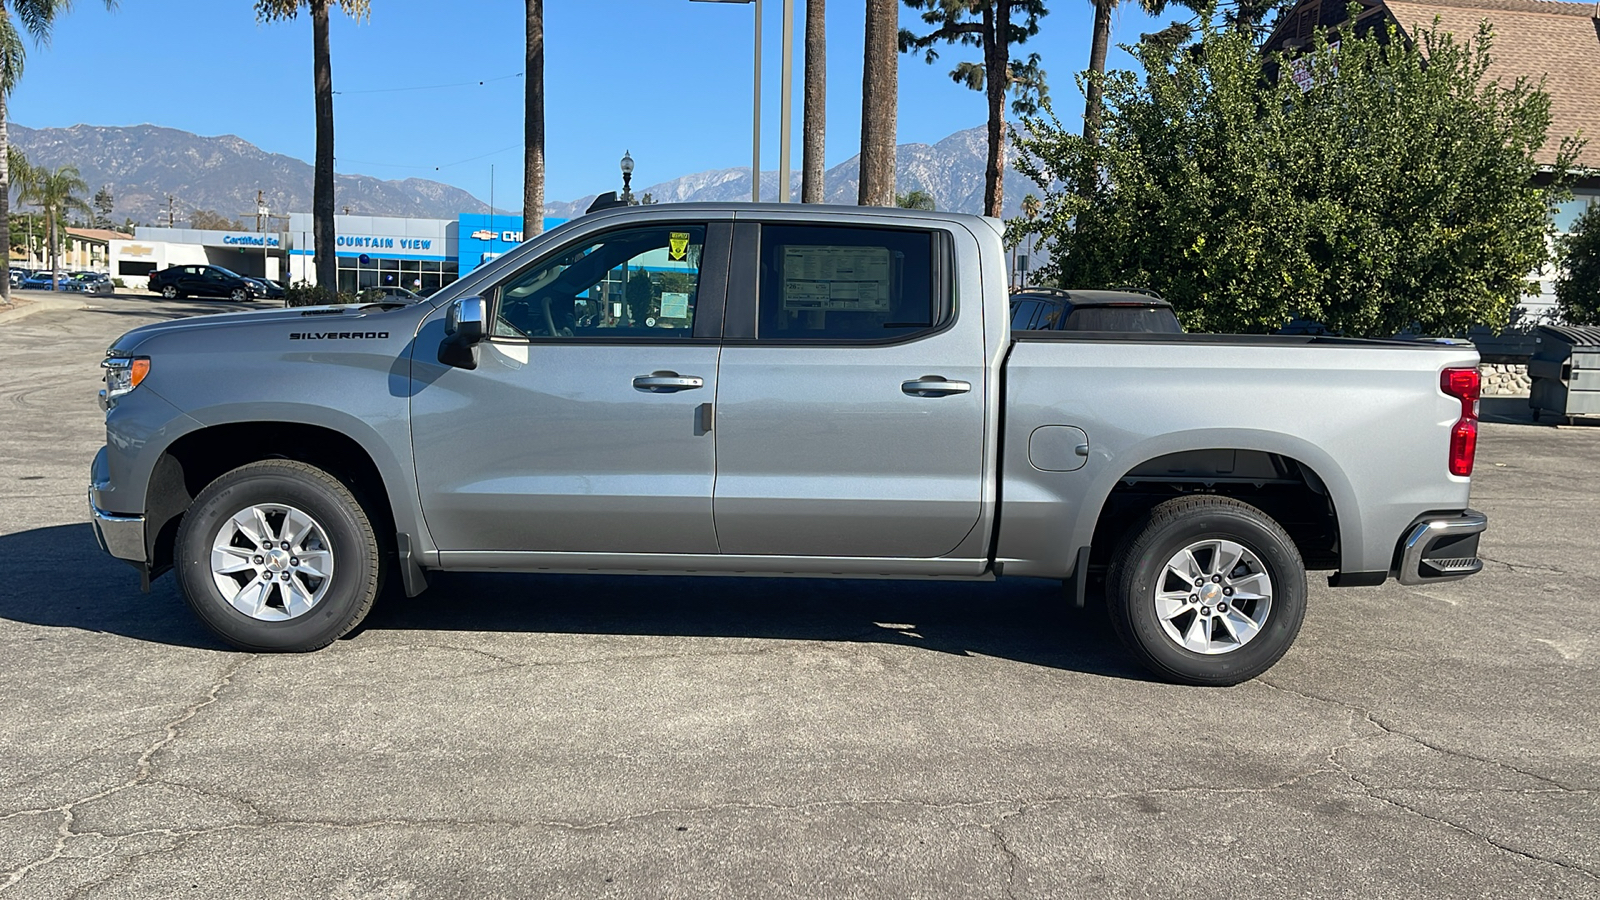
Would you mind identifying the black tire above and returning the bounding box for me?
[229,287,249,302]
[160,284,178,300]
[175,460,383,652]
[1105,496,1306,686]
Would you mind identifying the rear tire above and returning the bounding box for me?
[175,460,383,652]
[161,285,178,299]
[1106,496,1306,686]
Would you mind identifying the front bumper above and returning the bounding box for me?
[89,488,146,563]
[1397,509,1487,585]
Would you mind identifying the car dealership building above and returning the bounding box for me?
[112,212,567,293]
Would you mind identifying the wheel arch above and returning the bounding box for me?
[144,417,413,576]
[1075,429,1362,575]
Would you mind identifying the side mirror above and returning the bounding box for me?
[438,296,486,369]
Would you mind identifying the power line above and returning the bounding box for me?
[333,71,523,96]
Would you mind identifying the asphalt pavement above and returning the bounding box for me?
[0,294,1595,898]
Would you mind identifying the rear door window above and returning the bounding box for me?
[755,225,947,342]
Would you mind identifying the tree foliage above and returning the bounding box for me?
[900,0,1047,217]
[190,209,245,231]
[1556,203,1600,326]
[1014,15,1577,336]
[896,189,935,210]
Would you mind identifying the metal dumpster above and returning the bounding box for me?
[1529,324,1600,423]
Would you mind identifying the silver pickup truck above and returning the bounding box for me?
[89,204,1486,685]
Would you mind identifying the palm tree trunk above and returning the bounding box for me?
[982,2,1007,219]
[858,0,897,207]
[523,0,545,236]
[801,0,825,203]
[1083,0,1113,143]
[1,90,10,305]
[312,0,338,290]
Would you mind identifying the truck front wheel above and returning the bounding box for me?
[1106,496,1306,686]
[174,460,383,652]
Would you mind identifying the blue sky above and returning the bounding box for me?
[11,0,1167,205]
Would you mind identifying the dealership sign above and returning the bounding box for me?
[336,235,435,250]
[221,233,282,247]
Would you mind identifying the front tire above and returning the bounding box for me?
[1106,496,1307,686]
[175,460,383,651]
[229,287,249,302]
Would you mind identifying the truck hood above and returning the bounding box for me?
[109,303,423,353]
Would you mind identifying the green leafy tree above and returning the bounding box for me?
[18,163,89,289]
[896,189,936,210]
[900,0,1047,217]
[1556,203,1600,325]
[256,0,371,292]
[1,0,116,303]
[92,183,113,226]
[1014,17,1577,336]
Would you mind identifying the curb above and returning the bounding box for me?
[0,296,91,325]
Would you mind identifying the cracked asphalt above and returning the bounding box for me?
[1,295,1596,899]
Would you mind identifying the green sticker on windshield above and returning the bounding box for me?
[668,232,690,262]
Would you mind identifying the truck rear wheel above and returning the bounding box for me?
[1106,496,1306,686]
[174,460,383,652]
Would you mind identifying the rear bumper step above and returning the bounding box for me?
[1398,510,1487,585]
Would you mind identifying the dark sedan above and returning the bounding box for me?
[1009,289,1184,334]
[147,265,263,302]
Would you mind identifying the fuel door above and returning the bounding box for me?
[1029,425,1090,472]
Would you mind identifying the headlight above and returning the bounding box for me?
[101,354,150,408]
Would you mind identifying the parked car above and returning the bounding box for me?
[9,267,33,287]
[19,272,81,291]
[146,264,262,302]
[90,204,1487,686]
[1010,288,1185,333]
[243,277,286,301]
[73,272,116,296]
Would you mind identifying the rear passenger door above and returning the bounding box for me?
[711,220,987,559]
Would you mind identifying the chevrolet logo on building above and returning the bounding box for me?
[470,229,496,241]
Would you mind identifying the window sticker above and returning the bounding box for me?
[660,292,691,320]
[781,245,892,312]
[668,232,691,262]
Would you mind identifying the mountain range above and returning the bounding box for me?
[9,122,1031,228]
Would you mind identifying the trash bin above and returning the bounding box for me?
[1529,324,1600,424]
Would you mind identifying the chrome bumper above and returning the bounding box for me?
[89,489,146,563]
[1397,510,1487,585]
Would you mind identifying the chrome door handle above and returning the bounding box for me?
[901,376,972,397]
[633,372,704,393]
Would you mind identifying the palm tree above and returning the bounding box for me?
[858,0,897,207]
[801,0,825,203]
[19,164,88,290]
[1,0,116,305]
[256,0,370,291]
[522,0,544,237]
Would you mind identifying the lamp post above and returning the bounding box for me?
[621,150,635,205]
[690,0,795,203]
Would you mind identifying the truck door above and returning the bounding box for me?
[712,221,986,558]
[411,221,729,554]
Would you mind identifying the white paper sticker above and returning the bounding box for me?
[660,292,690,319]
[781,245,892,312]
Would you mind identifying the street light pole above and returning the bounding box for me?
[690,0,764,202]
[752,0,762,202]
[778,0,793,202]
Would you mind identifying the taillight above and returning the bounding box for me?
[1441,367,1480,477]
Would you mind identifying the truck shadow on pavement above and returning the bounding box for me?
[0,524,1152,682]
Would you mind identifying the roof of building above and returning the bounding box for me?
[1380,0,1600,169]
[64,227,133,244]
